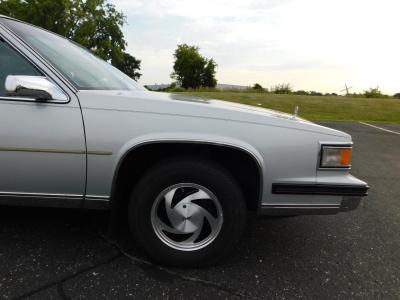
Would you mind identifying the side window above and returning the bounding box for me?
[0,39,42,97]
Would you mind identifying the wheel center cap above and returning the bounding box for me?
[172,203,203,233]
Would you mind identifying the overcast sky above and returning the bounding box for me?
[111,0,399,94]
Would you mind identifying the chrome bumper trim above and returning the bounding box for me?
[259,196,362,216]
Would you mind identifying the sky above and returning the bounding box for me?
[111,0,399,94]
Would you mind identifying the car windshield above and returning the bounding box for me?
[1,18,145,91]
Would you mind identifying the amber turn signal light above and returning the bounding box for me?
[320,146,352,168]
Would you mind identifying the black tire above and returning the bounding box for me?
[128,157,246,268]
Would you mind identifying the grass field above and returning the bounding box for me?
[178,91,400,123]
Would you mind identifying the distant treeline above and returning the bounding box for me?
[147,82,400,99]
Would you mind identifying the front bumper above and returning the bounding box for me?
[259,183,369,216]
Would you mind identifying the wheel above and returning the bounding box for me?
[128,158,246,267]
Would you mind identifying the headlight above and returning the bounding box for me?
[320,145,352,169]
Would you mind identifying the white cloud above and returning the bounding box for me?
[112,0,400,94]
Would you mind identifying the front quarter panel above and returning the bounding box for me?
[78,90,359,212]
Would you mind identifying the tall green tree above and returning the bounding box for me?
[0,0,141,80]
[201,59,217,88]
[171,44,217,89]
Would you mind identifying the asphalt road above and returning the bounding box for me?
[1,122,399,299]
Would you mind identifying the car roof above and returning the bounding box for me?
[0,14,17,21]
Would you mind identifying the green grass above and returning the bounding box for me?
[177,91,400,123]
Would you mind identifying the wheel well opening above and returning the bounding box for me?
[109,143,262,232]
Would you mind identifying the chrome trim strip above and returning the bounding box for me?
[0,96,68,104]
[259,196,362,215]
[0,191,83,199]
[0,147,112,155]
[0,192,110,210]
[85,195,109,199]
[0,147,85,154]
[261,204,340,209]
[85,195,110,201]
[0,96,35,101]
[87,150,113,155]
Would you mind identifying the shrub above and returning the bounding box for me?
[293,90,308,95]
[271,83,292,94]
[252,83,267,93]
[309,91,323,96]
[364,87,384,98]
[364,87,381,98]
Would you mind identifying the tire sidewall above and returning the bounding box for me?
[129,160,246,267]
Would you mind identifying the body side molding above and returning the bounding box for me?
[0,146,112,155]
[0,192,109,210]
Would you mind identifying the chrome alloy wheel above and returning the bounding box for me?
[150,183,223,251]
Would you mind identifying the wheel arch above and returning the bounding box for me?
[107,139,264,235]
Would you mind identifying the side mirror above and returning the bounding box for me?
[5,75,68,102]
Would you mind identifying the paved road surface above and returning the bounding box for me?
[1,122,399,299]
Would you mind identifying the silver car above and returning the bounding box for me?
[0,16,368,267]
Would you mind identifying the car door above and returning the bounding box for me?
[0,32,86,206]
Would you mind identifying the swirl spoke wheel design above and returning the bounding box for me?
[129,159,246,267]
[151,183,223,251]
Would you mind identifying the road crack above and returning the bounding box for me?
[14,253,122,300]
[97,232,245,298]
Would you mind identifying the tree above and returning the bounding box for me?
[113,52,142,80]
[0,0,141,80]
[394,93,400,99]
[202,59,217,88]
[252,83,263,90]
[171,44,217,89]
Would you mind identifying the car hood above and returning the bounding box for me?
[77,90,350,138]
